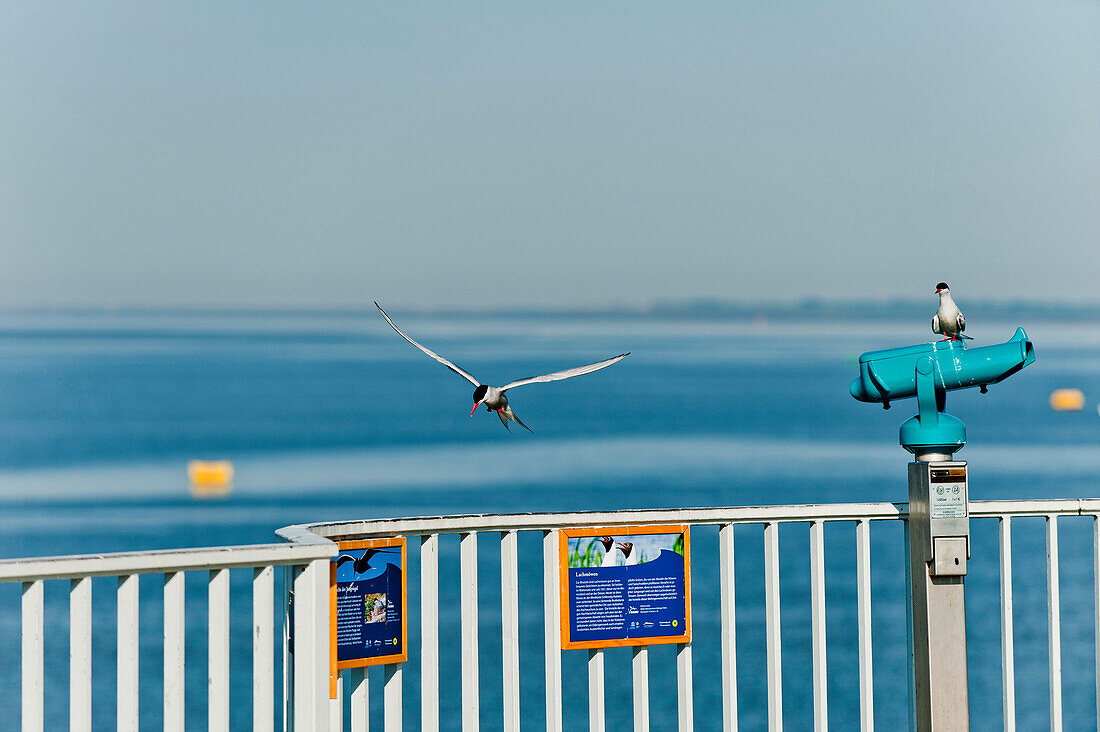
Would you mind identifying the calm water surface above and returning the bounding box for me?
[0,310,1097,730]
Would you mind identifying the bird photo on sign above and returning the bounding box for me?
[335,547,401,581]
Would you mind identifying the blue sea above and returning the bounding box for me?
[1,309,1098,730]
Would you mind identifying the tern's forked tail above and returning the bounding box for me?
[499,406,533,433]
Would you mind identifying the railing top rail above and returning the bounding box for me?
[971,498,1100,517]
[2,498,1094,584]
[0,540,337,583]
[294,498,1100,540]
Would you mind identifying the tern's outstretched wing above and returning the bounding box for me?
[956,312,966,333]
[931,314,942,334]
[375,302,480,387]
[500,353,629,392]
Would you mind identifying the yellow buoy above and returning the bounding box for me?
[1049,389,1085,411]
[188,460,234,497]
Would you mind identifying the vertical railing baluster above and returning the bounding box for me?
[764,522,782,731]
[22,579,44,732]
[209,568,230,731]
[281,565,293,732]
[1000,517,1016,732]
[677,643,694,732]
[1095,515,1100,732]
[385,664,403,732]
[331,672,344,732]
[164,571,186,732]
[290,561,312,726]
[543,530,563,732]
[1047,515,1063,732]
[350,667,369,732]
[809,521,827,732]
[421,534,440,732]
[293,560,331,730]
[254,566,275,732]
[589,649,606,732]
[719,523,738,732]
[500,531,521,732]
[632,646,650,732]
[70,577,92,732]
[856,519,873,732]
[461,532,480,732]
[314,559,333,730]
[117,573,140,732]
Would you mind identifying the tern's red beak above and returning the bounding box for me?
[935,288,942,294]
[470,402,480,417]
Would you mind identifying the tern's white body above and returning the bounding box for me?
[932,289,966,339]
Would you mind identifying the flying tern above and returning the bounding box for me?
[931,283,972,341]
[374,302,629,431]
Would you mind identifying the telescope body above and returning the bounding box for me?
[850,327,1035,407]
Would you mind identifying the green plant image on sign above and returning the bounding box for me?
[568,537,603,568]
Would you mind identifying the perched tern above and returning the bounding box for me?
[931,283,972,341]
[598,536,618,567]
[374,302,629,431]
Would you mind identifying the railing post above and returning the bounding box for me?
[117,574,140,732]
[500,531,521,732]
[164,571,186,732]
[293,558,332,731]
[543,530,563,732]
[1000,518,1016,732]
[70,577,92,732]
[421,534,440,732]
[763,522,782,731]
[209,568,231,732]
[906,459,969,731]
[22,580,44,732]
[1047,515,1063,732]
[588,648,606,732]
[719,523,738,732]
[809,521,827,732]
[677,642,694,732]
[254,565,276,732]
[460,532,480,732]
[282,565,294,732]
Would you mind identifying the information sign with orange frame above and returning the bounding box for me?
[329,537,407,696]
[559,525,691,650]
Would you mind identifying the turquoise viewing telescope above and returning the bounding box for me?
[850,327,1035,455]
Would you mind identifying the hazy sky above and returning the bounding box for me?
[1,1,1097,309]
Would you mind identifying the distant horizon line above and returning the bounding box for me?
[4,297,1100,319]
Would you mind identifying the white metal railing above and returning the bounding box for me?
[284,497,1100,732]
[4,497,1100,730]
[0,534,336,732]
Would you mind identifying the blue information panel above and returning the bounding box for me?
[330,537,407,682]
[559,525,691,649]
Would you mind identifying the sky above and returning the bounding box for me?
[1,1,1098,310]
